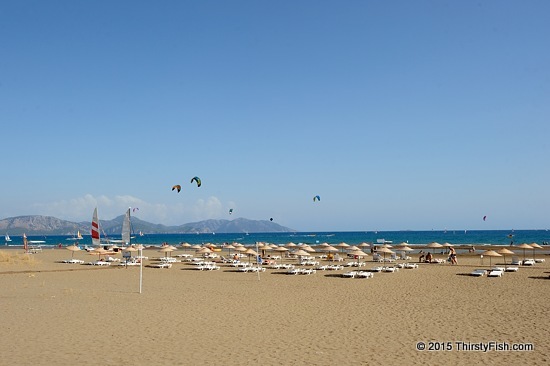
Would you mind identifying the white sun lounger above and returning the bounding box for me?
[487,269,503,277]
[88,260,110,266]
[61,259,85,264]
[356,271,373,279]
[403,263,418,269]
[504,266,519,272]
[382,266,398,272]
[470,269,487,277]
[342,271,357,278]
[522,259,535,266]
[149,263,172,269]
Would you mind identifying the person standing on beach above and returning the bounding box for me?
[449,247,457,265]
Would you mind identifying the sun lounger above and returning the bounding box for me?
[487,269,503,277]
[356,271,373,278]
[88,260,110,266]
[510,256,522,265]
[288,268,303,275]
[342,271,357,278]
[470,269,487,277]
[149,262,172,269]
[522,259,535,266]
[369,267,383,272]
[382,266,398,272]
[326,264,343,270]
[61,259,85,264]
[403,263,418,269]
[534,258,545,263]
[160,257,179,263]
[504,266,519,272]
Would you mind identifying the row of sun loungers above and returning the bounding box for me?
[470,266,520,277]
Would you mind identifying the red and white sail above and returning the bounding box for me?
[91,207,100,246]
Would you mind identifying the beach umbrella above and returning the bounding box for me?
[285,242,297,248]
[515,243,533,260]
[89,247,113,260]
[336,242,349,253]
[224,244,235,258]
[159,246,176,257]
[358,242,371,248]
[398,245,414,262]
[530,243,542,261]
[348,249,368,262]
[292,249,310,264]
[442,243,453,254]
[497,248,515,270]
[481,250,502,267]
[273,246,289,264]
[394,242,409,249]
[66,244,81,258]
[427,242,443,252]
[302,245,316,253]
[377,246,394,263]
[244,248,258,264]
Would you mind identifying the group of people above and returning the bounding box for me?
[418,247,457,264]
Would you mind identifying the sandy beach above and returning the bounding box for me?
[1,247,549,366]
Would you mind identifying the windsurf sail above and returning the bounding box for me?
[91,207,101,247]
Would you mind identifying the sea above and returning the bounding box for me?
[5,230,550,249]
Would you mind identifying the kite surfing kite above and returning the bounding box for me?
[313,195,321,202]
[172,185,181,193]
[270,218,273,221]
[229,209,233,215]
[483,215,487,221]
[133,207,139,212]
[191,176,201,187]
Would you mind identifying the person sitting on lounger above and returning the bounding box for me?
[425,252,433,263]
[418,251,425,263]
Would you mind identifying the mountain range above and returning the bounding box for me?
[0,215,294,236]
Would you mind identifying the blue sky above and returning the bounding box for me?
[1,1,549,231]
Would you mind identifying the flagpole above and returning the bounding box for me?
[256,241,261,281]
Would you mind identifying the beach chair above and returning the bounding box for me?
[342,271,357,278]
[510,256,522,265]
[356,271,373,279]
[382,266,398,273]
[487,269,503,277]
[522,259,535,266]
[504,266,519,272]
[372,254,383,262]
[470,269,487,277]
[404,263,418,269]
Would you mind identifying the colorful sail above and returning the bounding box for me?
[91,207,100,246]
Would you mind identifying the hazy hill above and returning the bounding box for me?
[0,215,294,235]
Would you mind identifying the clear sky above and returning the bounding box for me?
[1,1,549,231]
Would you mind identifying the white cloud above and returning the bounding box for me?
[32,194,228,226]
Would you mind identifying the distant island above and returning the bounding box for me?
[0,215,295,236]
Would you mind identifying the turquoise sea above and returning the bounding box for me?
[6,230,550,248]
